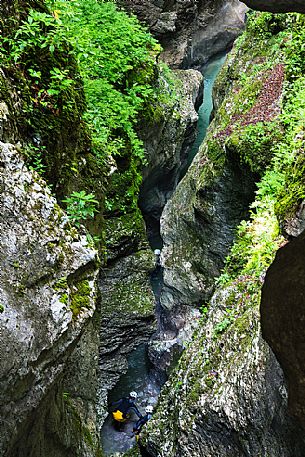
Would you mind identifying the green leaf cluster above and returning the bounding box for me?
[63,190,99,227]
[46,0,162,214]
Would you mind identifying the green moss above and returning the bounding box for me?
[54,276,68,291]
[225,121,282,175]
[59,293,68,305]
[105,210,146,252]
[70,279,91,317]
[104,273,154,317]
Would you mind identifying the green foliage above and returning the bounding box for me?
[63,391,70,401]
[54,276,68,291]
[213,318,232,337]
[43,0,167,214]
[59,293,68,304]
[200,305,209,315]
[226,121,281,174]
[24,144,47,175]
[47,2,157,150]
[213,308,236,338]
[1,9,67,64]
[213,12,305,291]
[247,12,288,38]
[0,304,4,313]
[63,191,99,227]
[278,14,305,80]
[274,77,305,220]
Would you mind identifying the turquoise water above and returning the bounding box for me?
[100,53,227,456]
[183,53,227,174]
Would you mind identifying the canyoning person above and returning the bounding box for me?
[132,405,154,438]
[154,249,161,268]
[110,391,141,430]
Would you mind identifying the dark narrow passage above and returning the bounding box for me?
[100,53,227,456]
[100,345,160,455]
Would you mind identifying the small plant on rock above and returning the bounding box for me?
[63,190,99,227]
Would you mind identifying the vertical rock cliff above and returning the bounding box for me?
[0,143,101,457]
[261,230,305,431]
[142,10,305,457]
[119,0,247,68]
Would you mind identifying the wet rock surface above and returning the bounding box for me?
[144,292,305,456]
[119,0,247,68]
[0,142,100,457]
[98,250,157,424]
[160,148,255,309]
[151,140,255,374]
[139,69,203,242]
[261,230,305,431]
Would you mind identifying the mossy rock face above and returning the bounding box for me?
[0,142,100,456]
[105,211,148,262]
[100,249,155,317]
[143,275,305,457]
[70,279,92,318]
[98,248,156,422]
[0,1,106,237]
[144,11,305,457]
[159,23,288,311]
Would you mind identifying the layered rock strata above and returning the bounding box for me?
[0,142,100,457]
[139,69,203,243]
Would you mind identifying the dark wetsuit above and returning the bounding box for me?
[111,397,141,419]
[133,413,152,433]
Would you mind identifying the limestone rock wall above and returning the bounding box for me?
[119,0,247,68]
[0,1,105,235]
[142,9,305,457]
[98,66,205,414]
[98,249,157,423]
[143,286,305,457]
[139,68,203,242]
[261,230,305,431]
[0,142,101,457]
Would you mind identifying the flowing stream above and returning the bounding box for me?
[100,52,227,456]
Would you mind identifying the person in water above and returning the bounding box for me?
[110,391,141,430]
[132,405,153,437]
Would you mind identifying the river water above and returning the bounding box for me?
[101,345,160,454]
[100,52,226,456]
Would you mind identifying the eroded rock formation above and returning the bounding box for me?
[261,231,305,431]
[0,143,101,457]
[99,66,205,401]
[98,249,156,422]
[139,68,203,242]
[119,0,247,68]
[144,288,305,457]
[143,9,305,457]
